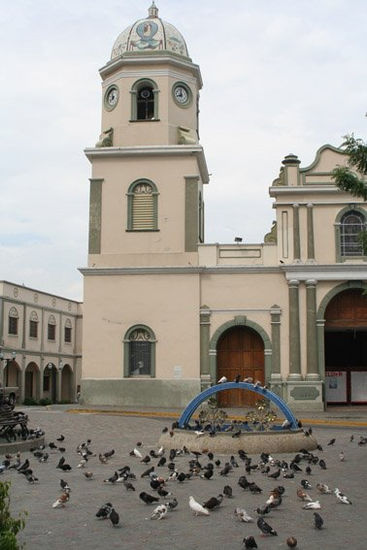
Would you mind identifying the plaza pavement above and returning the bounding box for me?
[3,405,367,549]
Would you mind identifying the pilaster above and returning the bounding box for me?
[306,203,315,261]
[292,204,301,261]
[200,306,211,390]
[306,279,319,379]
[88,178,104,254]
[288,279,301,380]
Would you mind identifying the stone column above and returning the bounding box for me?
[270,305,281,380]
[307,203,315,261]
[200,306,211,389]
[56,370,62,402]
[306,279,319,379]
[293,204,301,261]
[38,359,44,401]
[19,356,26,403]
[288,279,301,379]
[317,318,326,380]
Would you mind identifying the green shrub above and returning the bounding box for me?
[39,398,52,406]
[23,398,38,406]
[0,481,27,549]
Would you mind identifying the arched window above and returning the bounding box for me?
[29,311,39,338]
[123,325,156,378]
[340,210,366,257]
[130,79,159,121]
[48,315,56,341]
[8,307,19,335]
[64,318,72,343]
[127,179,159,231]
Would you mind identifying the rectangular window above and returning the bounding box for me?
[64,326,72,343]
[29,320,38,338]
[129,341,151,376]
[48,324,56,341]
[8,317,18,335]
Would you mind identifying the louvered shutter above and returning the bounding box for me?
[132,183,155,230]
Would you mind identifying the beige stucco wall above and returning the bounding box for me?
[82,273,200,380]
[100,61,199,147]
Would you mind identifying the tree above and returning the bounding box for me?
[332,134,367,252]
[0,481,27,550]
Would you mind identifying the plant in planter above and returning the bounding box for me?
[245,399,277,431]
[197,397,228,431]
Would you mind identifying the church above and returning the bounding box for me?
[80,3,367,412]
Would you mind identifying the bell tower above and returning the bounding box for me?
[84,2,209,268]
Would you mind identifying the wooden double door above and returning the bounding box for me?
[217,326,264,408]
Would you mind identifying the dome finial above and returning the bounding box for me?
[148,1,159,18]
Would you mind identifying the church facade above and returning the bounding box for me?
[80,4,367,411]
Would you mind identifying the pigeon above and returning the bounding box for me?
[243,536,257,548]
[316,483,332,494]
[243,377,253,383]
[141,455,151,464]
[141,466,155,478]
[303,501,321,510]
[234,374,241,383]
[327,438,336,446]
[56,434,65,442]
[350,435,354,442]
[83,471,94,480]
[203,494,223,510]
[123,481,135,491]
[238,476,249,490]
[287,536,297,548]
[98,454,108,464]
[319,459,327,470]
[165,497,178,510]
[339,451,345,461]
[256,504,271,516]
[104,471,118,484]
[257,517,277,536]
[234,507,254,522]
[157,487,171,497]
[268,468,280,479]
[157,457,166,467]
[217,376,227,384]
[297,488,313,502]
[96,502,113,519]
[150,504,168,520]
[334,488,352,505]
[17,459,30,472]
[130,448,143,459]
[49,442,58,451]
[189,496,210,516]
[52,492,69,508]
[109,508,120,527]
[139,492,159,505]
[104,449,115,458]
[301,479,312,489]
[60,479,71,492]
[223,485,233,498]
[313,512,324,529]
[201,469,213,480]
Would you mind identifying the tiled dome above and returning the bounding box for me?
[111,2,189,59]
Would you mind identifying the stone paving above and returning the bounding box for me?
[2,408,367,550]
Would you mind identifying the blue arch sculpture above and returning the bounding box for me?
[178,382,298,430]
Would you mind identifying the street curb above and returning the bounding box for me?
[66,408,367,428]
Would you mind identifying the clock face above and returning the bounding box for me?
[173,83,191,106]
[104,86,119,110]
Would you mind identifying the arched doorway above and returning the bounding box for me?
[25,362,39,401]
[324,289,367,405]
[4,360,20,388]
[61,364,73,402]
[217,326,264,407]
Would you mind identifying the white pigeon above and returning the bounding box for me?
[189,496,210,516]
[339,451,345,462]
[302,501,321,510]
[52,492,69,508]
[234,507,254,522]
[217,376,227,384]
[316,483,332,494]
[150,504,168,520]
[335,488,352,505]
[133,448,143,459]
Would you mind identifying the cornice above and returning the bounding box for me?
[84,145,210,184]
[99,54,203,88]
[79,265,282,276]
[269,185,338,197]
[282,263,367,281]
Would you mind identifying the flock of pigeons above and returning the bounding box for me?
[1,419,364,548]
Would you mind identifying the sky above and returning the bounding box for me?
[1,0,366,301]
